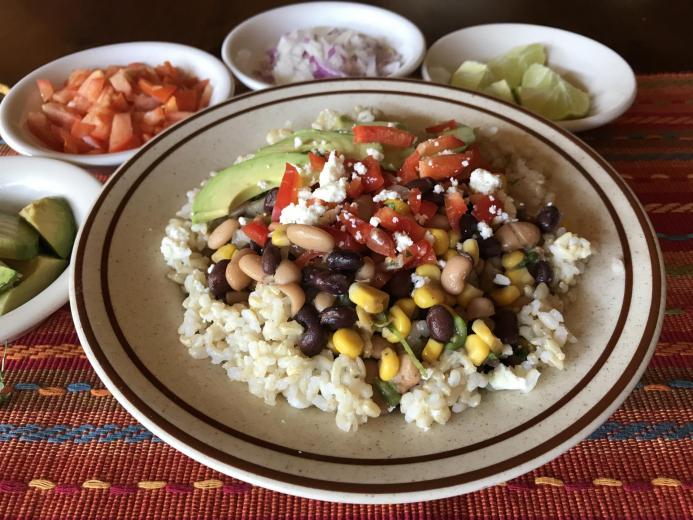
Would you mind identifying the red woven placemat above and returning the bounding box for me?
[0,74,691,520]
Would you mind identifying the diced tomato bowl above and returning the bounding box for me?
[0,42,234,166]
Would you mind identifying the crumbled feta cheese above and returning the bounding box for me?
[384,255,405,270]
[424,231,435,245]
[393,231,413,252]
[355,107,376,122]
[366,147,384,161]
[354,231,363,241]
[494,274,511,286]
[433,184,445,194]
[311,151,348,203]
[477,221,493,239]
[293,136,303,149]
[369,216,381,227]
[437,259,447,269]
[488,364,540,393]
[470,168,502,195]
[237,216,249,226]
[279,200,327,225]
[450,178,459,187]
[411,273,430,288]
[501,344,514,357]
[439,149,455,155]
[373,190,401,202]
[353,162,367,176]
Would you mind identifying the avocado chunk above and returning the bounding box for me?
[191,152,310,224]
[0,255,67,315]
[255,130,382,160]
[443,125,476,148]
[0,211,39,260]
[0,261,20,294]
[19,197,77,259]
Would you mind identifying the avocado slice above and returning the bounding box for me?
[443,125,476,147]
[191,152,310,224]
[0,255,67,315]
[0,261,20,294]
[19,197,77,259]
[255,130,382,160]
[0,211,39,260]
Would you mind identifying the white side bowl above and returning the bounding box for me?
[422,24,636,132]
[222,2,425,90]
[0,156,102,341]
[0,42,234,167]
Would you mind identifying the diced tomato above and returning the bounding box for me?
[418,200,438,221]
[143,106,165,126]
[165,110,193,123]
[403,240,437,268]
[374,206,426,242]
[353,125,416,148]
[26,112,61,150]
[41,102,80,129]
[198,82,212,109]
[51,88,75,104]
[82,135,105,151]
[174,89,199,112]
[241,221,270,246]
[138,78,176,102]
[66,69,91,89]
[470,193,502,224]
[425,120,459,133]
[321,226,366,253]
[70,120,95,139]
[308,152,326,172]
[294,250,324,269]
[109,112,138,152]
[67,95,91,114]
[51,125,90,154]
[408,188,422,214]
[271,163,302,221]
[346,176,364,199]
[338,209,396,257]
[133,93,161,111]
[108,69,133,95]
[416,135,465,157]
[444,191,467,232]
[36,79,54,103]
[82,108,114,141]
[78,70,106,102]
[163,95,179,112]
[398,150,420,183]
[419,154,472,180]
[361,157,384,193]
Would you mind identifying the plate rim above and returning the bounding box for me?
[69,78,664,502]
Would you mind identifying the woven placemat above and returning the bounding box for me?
[0,74,691,520]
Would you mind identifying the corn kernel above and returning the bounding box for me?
[395,298,417,318]
[383,305,412,343]
[461,239,480,265]
[211,244,237,263]
[427,228,450,256]
[355,306,373,331]
[507,267,535,287]
[457,283,483,308]
[448,230,461,249]
[332,328,364,359]
[422,338,444,364]
[385,199,411,215]
[471,319,502,354]
[379,347,400,381]
[490,285,521,307]
[502,250,525,270]
[465,334,490,366]
[412,285,446,309]
[415,263,441,281]
[348,283,389,314]
[444,249,459,261]
[270,225,290,247]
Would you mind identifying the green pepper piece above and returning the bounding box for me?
[373,377,401,408]
[387,325,427,378]
[445,316,468,350]
[518,249,540,268]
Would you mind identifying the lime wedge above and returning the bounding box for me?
[488,43,546,88]
[450,60,496,90]
[483,79,516,104]
[517,64,590,120]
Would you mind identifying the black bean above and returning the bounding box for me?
[294,304,320,329]
[302,266,322,286]
[310,271,353,295]
[535,205,560,233]
[207,260,230,299]
[383,269,413,300]
[529,260,554,285]
[426,305,455,342]
[479,236,503,258]
[249,241,263,254]
[325,250,363,272]
[298,326,328,357]
[405,178,435,194]
[263,188,279,215]
[261,243,281,274]
[459,213,478,241]
[319,305,357,330]
[479,357,500,373]
[493,309,519,345]
[422,191,445,206]
[288,243,305,260]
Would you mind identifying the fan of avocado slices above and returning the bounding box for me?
[450,43,590,121]
[0,197,76,315]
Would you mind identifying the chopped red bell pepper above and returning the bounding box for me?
[403,240,437,268]
[294,250,325,269]
[241,221,270,246]
[398,150,420,183]
[361,156,385,193]
[444,191,467,232]
[353,125,416,148]
[425,119,459,133]
[271,163,302,221]
[308,151,326,172]
[418,200,438,221]
[419,153,472,180]
[471,193,503,224]
[416,135,465,157]
[346,176,364,198]
[374,206,426,242]
[321,226,366,252]
[408,188,422,214]
[338,209,396,257]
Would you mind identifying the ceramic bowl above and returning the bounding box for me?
[70,78,663,503]
[222,2,425,90]
[422,24,637,132]
[0,42,234,167]
[0,156,102,341]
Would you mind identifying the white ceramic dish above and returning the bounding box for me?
[0,156,101,341]
[422,24,636,132]
[222,2,425,90]
[0,42,235,167]
[70,78,664,503]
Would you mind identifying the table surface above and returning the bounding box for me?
[0,73,691,519]
[1,0,692,85]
